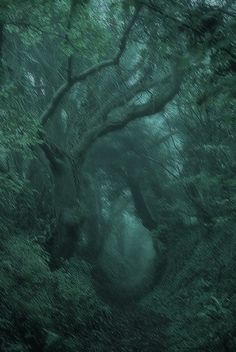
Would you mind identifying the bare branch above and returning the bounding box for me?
[65,0,76,82]
[75,63,183,162]
[40,82,72,126]
[95,75,162,122]
[114,4,142,64]
[41,6,141,126]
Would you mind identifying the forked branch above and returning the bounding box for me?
[41,6,141,126]
[75,63,183,163]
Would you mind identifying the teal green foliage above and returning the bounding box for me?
[0,84,42,154]
[0,0,236,351]
[0,235,109,352]
[63,5,113,62]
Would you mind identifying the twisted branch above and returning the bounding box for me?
[41,7,141,126]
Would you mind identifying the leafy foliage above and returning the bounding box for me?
[0,0,236,351]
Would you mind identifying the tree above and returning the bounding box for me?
[1,0,236,351]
